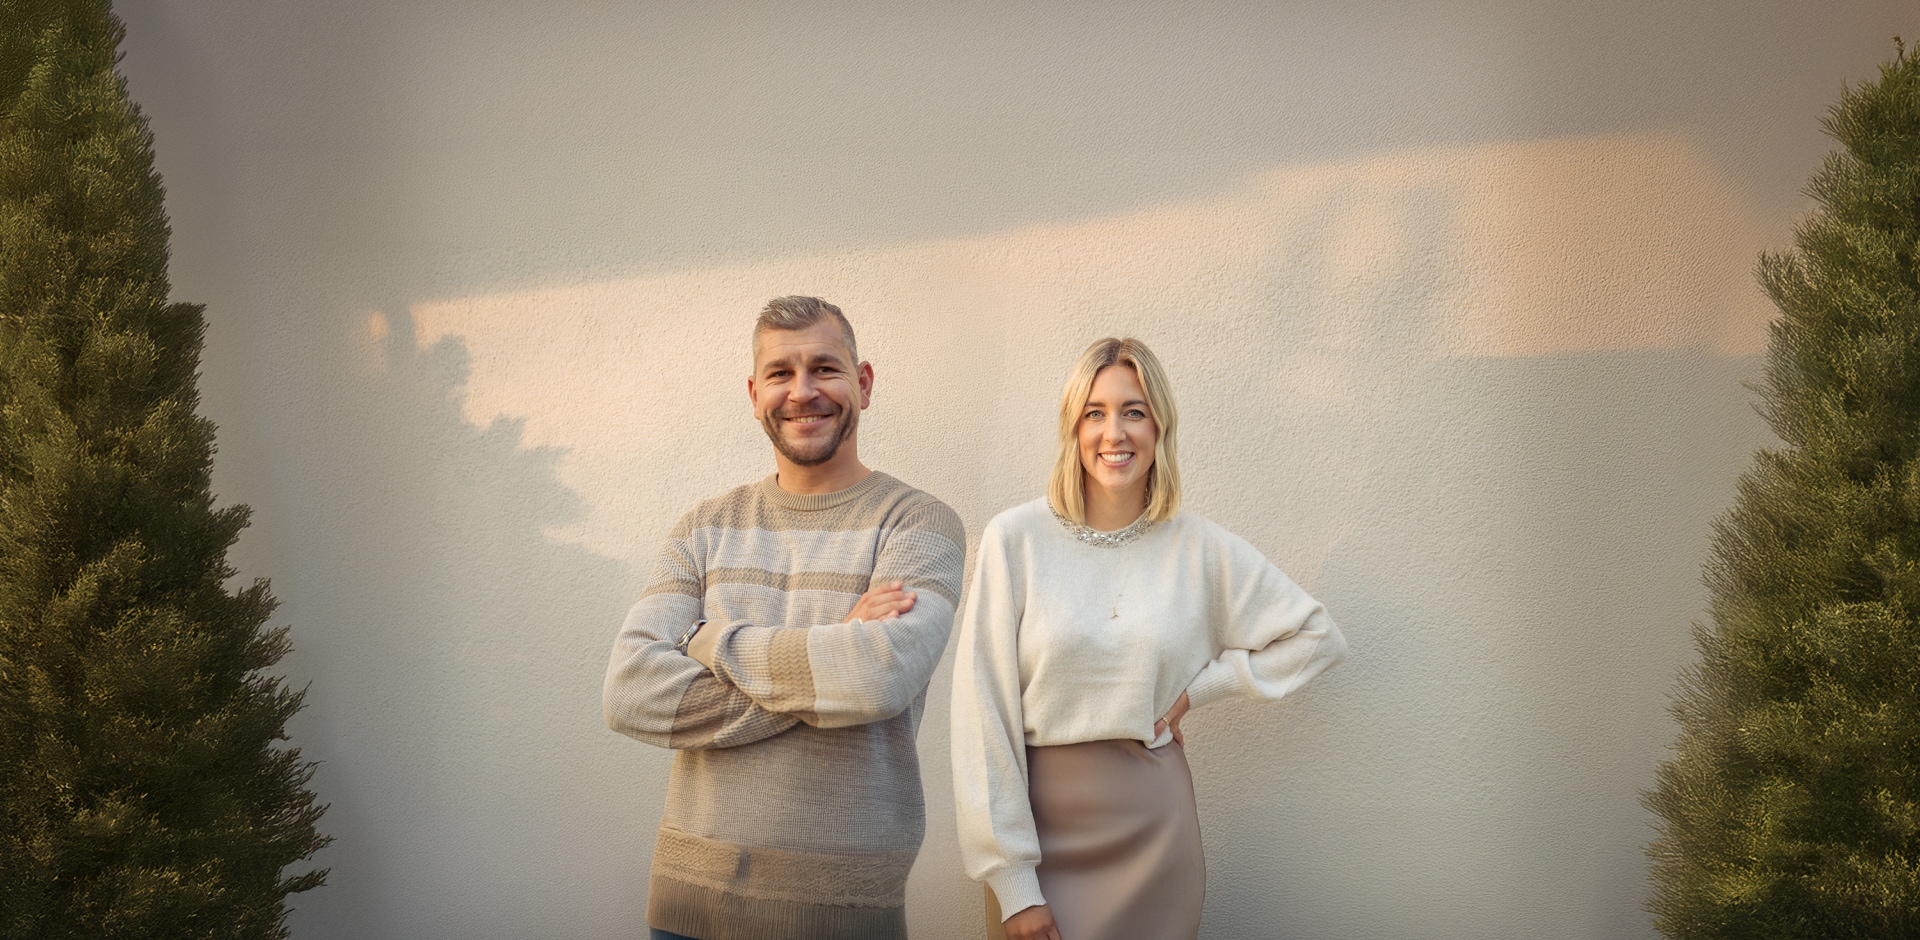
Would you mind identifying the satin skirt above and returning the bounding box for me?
[985,738,1204,940]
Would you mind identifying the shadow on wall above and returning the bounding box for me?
[270,308,657,939]
[406,131,1774,581]
[263,130,1777,940]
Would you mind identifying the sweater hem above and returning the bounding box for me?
[648,873,907,940]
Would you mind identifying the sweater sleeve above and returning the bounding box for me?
[602,521,802,750]
[949,517,1048,919]
[703,499,967,728]
[1182,527,1349,712]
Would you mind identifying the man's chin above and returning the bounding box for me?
[772,433,841,467]
[764,414,855,469]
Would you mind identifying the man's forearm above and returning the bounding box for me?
[603,599,799,749]
[704,594,957,727]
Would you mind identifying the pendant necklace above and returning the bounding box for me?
[1050,506,1155,619]
[1108,550,1132,619]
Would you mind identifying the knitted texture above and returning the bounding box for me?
[950,498,1348,917]
[604,472,965,939]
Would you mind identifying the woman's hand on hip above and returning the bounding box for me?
[1154,691,1192,747]
[844,581,916,622]
[1004,904,1063,940]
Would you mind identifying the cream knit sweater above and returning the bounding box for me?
[949,497,1348,918]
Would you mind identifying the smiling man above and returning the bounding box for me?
[603,296,966,940]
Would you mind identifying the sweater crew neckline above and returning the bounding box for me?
[759,470,893,512]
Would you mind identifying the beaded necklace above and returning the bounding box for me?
[1050,505,1156,548]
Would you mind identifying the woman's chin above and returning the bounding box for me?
[1085,472,1146,497]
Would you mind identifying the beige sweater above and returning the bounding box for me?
[603,472,965,940]
[950,498,1348,918]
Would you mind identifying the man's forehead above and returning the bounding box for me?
[755,326,853,368]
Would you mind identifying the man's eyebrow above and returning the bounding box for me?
[797,351,851,369]
[759,351,850,373]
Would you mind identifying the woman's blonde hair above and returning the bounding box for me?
[1047,337,1181,525]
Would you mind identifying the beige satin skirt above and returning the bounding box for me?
[984,738,1204,940]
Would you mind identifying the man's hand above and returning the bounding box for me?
[1004,904,1062,940]
[686,580,917,670]
[1153,691,1192,747]
[685,620,723,671]
[844,581,916,623]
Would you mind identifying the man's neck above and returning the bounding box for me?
[1083,480,1148,531]
[774,448,872,495]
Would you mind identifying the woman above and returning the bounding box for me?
[950,337,1348,940]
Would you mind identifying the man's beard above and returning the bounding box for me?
[762,403,858,467]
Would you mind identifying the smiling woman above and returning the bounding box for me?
[951,337,1350,940]
[1051,338,1182,532]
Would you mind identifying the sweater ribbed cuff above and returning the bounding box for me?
[984,864,1045,922]
[1184,662,1242,712]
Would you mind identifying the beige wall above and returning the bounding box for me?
[114,2,1913,937]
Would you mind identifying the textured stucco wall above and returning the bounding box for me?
[112,2,1913,937]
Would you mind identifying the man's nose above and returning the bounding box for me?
[788,373,818,400]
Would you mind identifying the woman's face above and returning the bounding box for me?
[1077,364,1158,503]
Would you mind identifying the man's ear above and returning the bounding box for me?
[747,375,758,409]
[857,361,874,409]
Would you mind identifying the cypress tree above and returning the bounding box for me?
[1646,48,1920,939]
[0,2,328,937]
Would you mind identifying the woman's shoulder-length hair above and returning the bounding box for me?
[1047,336,1182,526]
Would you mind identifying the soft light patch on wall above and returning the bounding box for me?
[408,132,1772,572]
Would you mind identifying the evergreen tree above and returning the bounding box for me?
[1647,48,1920,939]
[0,2,328,936]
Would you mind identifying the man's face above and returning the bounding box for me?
[749,322,871,467]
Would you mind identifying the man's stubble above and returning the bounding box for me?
[761,399,858,468]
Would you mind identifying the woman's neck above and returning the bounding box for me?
[1083,480,1148,532]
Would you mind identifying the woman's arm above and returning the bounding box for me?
[1182,526,1349,713]
[949,519,1051,922]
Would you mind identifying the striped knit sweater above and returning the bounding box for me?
[603,471,966,940]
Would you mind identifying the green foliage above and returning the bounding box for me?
[1647,50,1920,939]
[0,1,328,936]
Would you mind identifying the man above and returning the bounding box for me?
[603,296,966,939]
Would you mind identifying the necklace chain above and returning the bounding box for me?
[1051,506,1156,548]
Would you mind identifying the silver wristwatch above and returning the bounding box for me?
[674,619,708,654]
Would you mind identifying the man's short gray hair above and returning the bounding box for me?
[753,296,859,363]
